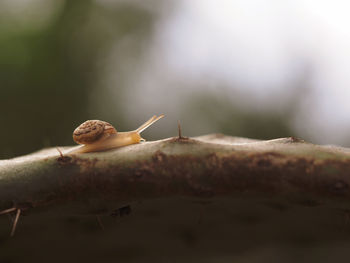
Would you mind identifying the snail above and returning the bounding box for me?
[70,115,164,153]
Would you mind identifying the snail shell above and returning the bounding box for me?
[73,120,117,145]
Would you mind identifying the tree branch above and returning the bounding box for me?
[1,134,350,215]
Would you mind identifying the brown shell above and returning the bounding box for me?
[73,120,117,145]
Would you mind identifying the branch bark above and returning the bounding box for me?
[1,134,350,214]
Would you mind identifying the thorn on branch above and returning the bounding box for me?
[56,147,72,164]
[0,207,16,215]
[0,207,22,237]
[10,208,21,237]
[56,147,64,158]
[178,120,182,139]
[176,120,188,141]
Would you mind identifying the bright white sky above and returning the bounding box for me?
[132,0,350,145]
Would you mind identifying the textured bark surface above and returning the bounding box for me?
[3,134,350,263]
[1,134,350,214]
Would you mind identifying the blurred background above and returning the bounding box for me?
[1,0,350,159]
[3,2,350,262]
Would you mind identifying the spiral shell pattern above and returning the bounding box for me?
[73,120,116,144]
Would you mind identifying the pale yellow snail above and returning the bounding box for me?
[70,115,164,153]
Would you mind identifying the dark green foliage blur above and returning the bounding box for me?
[0,0,153,158]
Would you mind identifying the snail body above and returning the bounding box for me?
[70,115,164,154]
